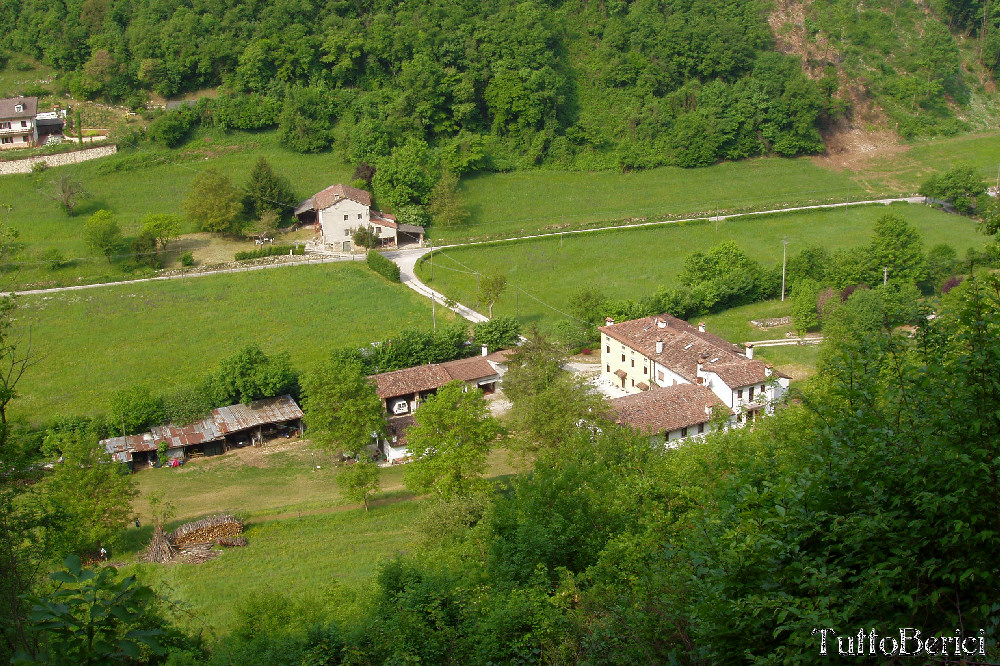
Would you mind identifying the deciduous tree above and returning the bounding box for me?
[140,214,182,251]
[83,210,122,261]
[337,458,381,511]
[50,175,87,217]
[301,354,384,455]
[183,168,245,235]
[428,171,470,228]
[403,381,501,498]
[244,157,296,221]
[477,270,507,319]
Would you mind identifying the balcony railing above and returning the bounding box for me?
[0,125,31,136]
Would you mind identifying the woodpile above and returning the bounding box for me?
[216,537,247,547]
[168,514,243,547]
[141,526,177,564]
[177,543,221,565]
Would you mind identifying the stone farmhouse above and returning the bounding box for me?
[369,348,511,462]
[294,184,425,251]
[601,314,790,445]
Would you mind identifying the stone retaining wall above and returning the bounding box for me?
[0,145,118,175]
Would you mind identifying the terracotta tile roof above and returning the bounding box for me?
[313,183,372,209]
[600,314,754,384]
[372,364,453,399]
[611,384,730,434]
[0,96,37,119]
[371,352,507,398]
[442,356,499,382]
[705,361,788,387]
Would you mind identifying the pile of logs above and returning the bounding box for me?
[141,526,177,564]
[216,537,247,547]
[168,514,244,547]
[177,543,221,564]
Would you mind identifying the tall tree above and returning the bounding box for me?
[207,345,297,406]
[49,175,87,217]
[403,381,502,499]
[337,458,381,512]
[502,328,607,457]
[301,354,385,455]
[428,171,470,228]
[477,270,507,319]
[244,157,296,222]
[183,168,245,235]
[139,214,182,252]
[869,212,926,285]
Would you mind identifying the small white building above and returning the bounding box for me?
[600,314,790,432]
[0,97,37,150]
[294,184,425,251]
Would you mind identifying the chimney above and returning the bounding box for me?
[481,344,488,357]
[605,317,615,326]
[697,353,708,376]
[765,364,773,377]
[657,318,667,329]
[698,322,706,333]
[745,344,754,360]
[655,339,663,354]
[705,404,713,416]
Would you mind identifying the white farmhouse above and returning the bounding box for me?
[294,184,425,251]
[0,96,37,150]
[602,314,790,441]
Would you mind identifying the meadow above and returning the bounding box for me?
[114,440,524,635]
[11,262,449,421]
[416,202,984,333]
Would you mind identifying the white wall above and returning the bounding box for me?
[319,198,370,248]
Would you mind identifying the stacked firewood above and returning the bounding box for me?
[141,526,177,564]
[216,537,247,547]
[177,543,221,564]
[168,514,244,547]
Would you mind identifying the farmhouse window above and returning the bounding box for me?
[698,423,704,434]
[630,359,634,367]
[681,427,688,437]
[0,122,8,129]
[631,379,635,387]
[621,354,625,362]
[344,228,350,236]
[737,389,743,399]
[643,366,647,375]
[375,227,381,235]
[760,384,765,391]
[0,137,10,144]
[20,121,27,127]
[357,213,363,219]
[749,387,755,400]
[606,364,610,372]
[606,345,610,353]
[344,214,349,221]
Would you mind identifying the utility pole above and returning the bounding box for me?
[884,266,888,285]
[516,286,519,318]
[781,239,789,301]
[994,162,999,195]
[432,293,436,331]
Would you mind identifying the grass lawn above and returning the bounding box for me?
[755,344,822,381]
[448,156,865,243]
[12,262,449,421]
[122,500,423,635]
[417,202,985,333]
[0,128,353,288]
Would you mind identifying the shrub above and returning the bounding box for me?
[30,160,48,174]
[180,251,195,267]
[366,251,400,282]
[234,244,304,261]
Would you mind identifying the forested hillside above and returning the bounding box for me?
[3,0,997,171]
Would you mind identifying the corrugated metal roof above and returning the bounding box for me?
[100,395,303,461]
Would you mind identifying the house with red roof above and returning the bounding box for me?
[0,96,38,150]
[294,184,425,251]
[601,314,790,441]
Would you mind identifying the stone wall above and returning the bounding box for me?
[0,145,118,175]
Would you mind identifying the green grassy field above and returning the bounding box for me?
[123,501,422,635]
[417,202,984,333]
[448,156,865,242]
[12,262,448,421]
